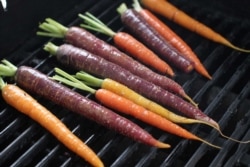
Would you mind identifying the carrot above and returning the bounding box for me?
[44,43,214,126]
[133,0,212,79]
[78,12,174,77]
[47,42,249,143]
[140,0,250,53]
[0,59,170,149]
[117,3,194,73]
[0,77,104,167]
[36,18,196,105]
[73,71,250,144]
[51,68,220,149]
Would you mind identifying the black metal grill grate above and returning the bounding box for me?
[1,0,250,166]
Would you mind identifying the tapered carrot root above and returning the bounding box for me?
[117,3,194,73]
[133,0,212,79]
[78,12,175,76]
[52,68,219,149]
[0,79,104,167]
[0,59,171,149]
[37,18,195,105]
[114,32,175,76]
[141,0,250,53]
[95,89,220,149]
[74,72,250,144]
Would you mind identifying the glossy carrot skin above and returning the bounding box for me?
[14,66,166,148]
[138,9,212,79]
[141,0,250,53]
[141,0,220,39]
[54,44,217,128]
[65,26,187,99]
[101,78,199,124]
[119,8,194,73]
[96,88,200,140]
[114,32,174,76]
[2,84,103,167]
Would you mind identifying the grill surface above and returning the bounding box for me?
[1,0,250,166]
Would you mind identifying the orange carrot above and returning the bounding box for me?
[79,12,174,76]
[133,0,212,79]
[141,0,250,53]
[95,89,220,149]
[0,78,104,167]
[52,69,220,149]
[73,71,250,144]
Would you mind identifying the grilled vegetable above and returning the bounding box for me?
[117,3,194,73]
[62,70,248,144]
[78,12,174,76]
[0,77,104,167]
[43,43,218,129]
[141,0,250,52]
[0,59,170,148]
[36,17,196,105]
[51,68,221,149]
[132,0,212,79]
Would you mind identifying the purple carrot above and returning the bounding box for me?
[43,43,219,129]
[117,3,194,73]
[0,60,169,148]
[36,18,195,105]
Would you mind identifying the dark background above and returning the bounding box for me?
[0,0,250,57]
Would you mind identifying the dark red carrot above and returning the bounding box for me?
[36,18,195,105]
[78,12,174,77]
[52,69,250,144]
[43,42,217,129]
[116,3,194,73]
[0,77,104,167]
[51,69,220,149]
[132,0,212,80]
[0,59,170,148]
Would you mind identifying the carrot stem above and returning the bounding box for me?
[0,59,17,76]
[43,42,59,56]
[0,77,6,89]
[37,18,68,38]
[116,3,127,16]
[75,71,103,87]
[78,13,116,37]
[52,68,96,94]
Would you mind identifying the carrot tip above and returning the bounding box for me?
[216,127,250,144]
[166,70,175,77]
[155,141,171,149]
[194,65,212,80]
[94,161,105,167]
[226,42,250,53]
[198,138,221,149]
[183,93,198,108]
[204,73,212,80]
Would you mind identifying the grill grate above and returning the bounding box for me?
[1,0,250,166]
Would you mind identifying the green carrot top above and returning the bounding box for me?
[0,59,18,77]
[78,12,116,37]
[52,68,99,94]
[37,18,69,38]
[116,3,128,15]
[132,0,143,12]
[0,77,7,90]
